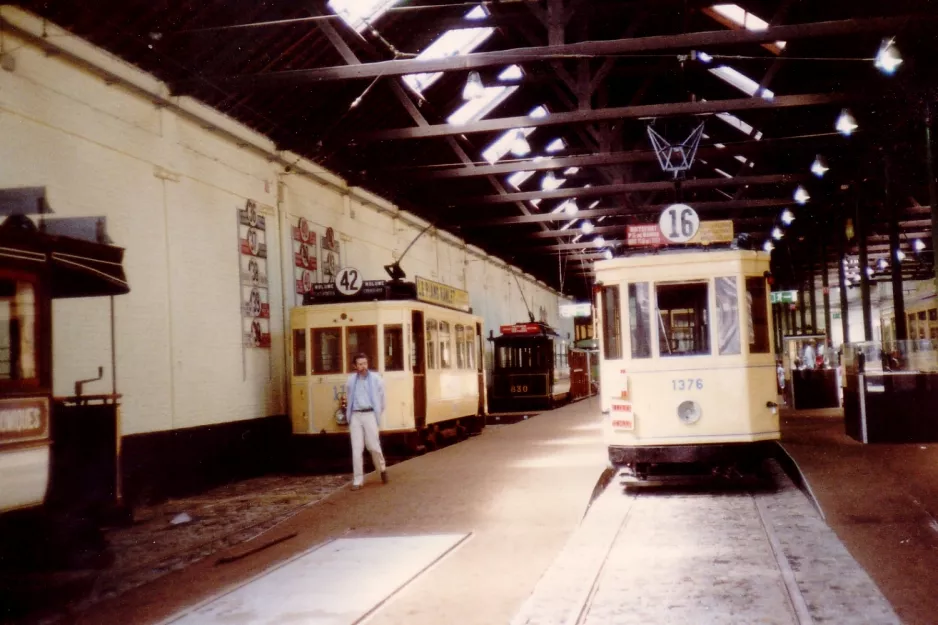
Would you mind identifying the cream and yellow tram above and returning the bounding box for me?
[594,246,779,478]
[289,276,486,452]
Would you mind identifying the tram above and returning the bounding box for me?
[489,321,571,411]
[880,281,938,345]
[594,244,779,479]
[289,273,485,452]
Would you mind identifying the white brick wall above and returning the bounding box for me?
[0,7,573,436]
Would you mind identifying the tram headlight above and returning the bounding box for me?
[677,400,702,425]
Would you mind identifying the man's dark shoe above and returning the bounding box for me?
[381,471,389,484]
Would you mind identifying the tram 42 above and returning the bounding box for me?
[490,322,571,411]
[594,247,779,479]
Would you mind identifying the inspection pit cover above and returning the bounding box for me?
[164,533,469,625]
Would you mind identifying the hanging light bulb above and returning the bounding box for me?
[781,209,795,225]
[603,249,613,260]
[509,129,530,156]
[896,249,906,261]
[581,220,595,235]
[462,71,486,100]
[793,185,810,205]
[593,235,606,247]
[874,38,902,75]
[763,240,775,252]
[810,155,829,178]
[836,109,858,136]
[878,258,888,270]
[562,199,579,216]
[772,227,784,240]
[866,266,874,277]
[914,238,926,252]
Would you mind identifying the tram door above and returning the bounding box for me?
[411,310,427,429]
[476,321,485,415]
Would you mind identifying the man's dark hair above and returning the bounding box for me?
[354,353,369,364]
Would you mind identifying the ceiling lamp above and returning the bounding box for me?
[593,235,606,247]
[581,220,595,235]
[509,130,531,156]
[810,155,829,178]
[836,109,858,136]
[874,38,902,75]
[562,199,579,216]
[542,171,558,189]
[462,71,486,100]
[763,240,774,252]
[780,209,795,225]
[793,185,810,205]
[603,249,613,260]
[772,227,783,240]
[914,238,926,252]
[866,266,874,277]
[878,258,888,270]
[896,249,906,261]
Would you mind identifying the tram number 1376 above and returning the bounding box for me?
[672,378,704,391]
[510,385,529,393]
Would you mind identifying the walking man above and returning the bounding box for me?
[345,353,388,490]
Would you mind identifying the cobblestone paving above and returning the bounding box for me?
[513,462,901,625]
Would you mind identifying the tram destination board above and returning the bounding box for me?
[303,279,395,304]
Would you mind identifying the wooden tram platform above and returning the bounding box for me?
[780,408,938,625]
[69,397,608,625]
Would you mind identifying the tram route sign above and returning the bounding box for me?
[560,302,591,318]
[0,396,49,445]
[659,204,700,243]
[626,219,735,248]
[415,276,471,313]
[770,290,798,304]
[500,323,542,335]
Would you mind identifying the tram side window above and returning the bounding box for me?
[746,277,770,353]
[601,285,622,359]
[0,279,38,381]
[440,321,452,368]
[656,282,710,357]
[455,324,466,368]
[292,329,307,376]
[311,328,342,374]
[384,324,404,372]
[346,325,377,372]
[627,283,651,359]
[715,277,740,356]
[466,328,475,370]
[426,320,438,370]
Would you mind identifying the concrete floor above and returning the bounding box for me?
[69,397,608,625]
[781,410,938,625]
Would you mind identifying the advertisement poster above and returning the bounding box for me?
[292,216,318,306]
[321,226,341,284]
[238,199,271,349]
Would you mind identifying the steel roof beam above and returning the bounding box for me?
[172,15,927,88]
[359,93,852,141]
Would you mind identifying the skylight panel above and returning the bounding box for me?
[329,0,400,33]
[447,85,518,125]
[507,170,536,189]
[529,105,549,119]
[714,168,733,178]
[403,6,495,94]
[541,174,567,191]
[499,65,523,81]
[709,66,774,99]
[716,111,757,137]
[545,138,566,153]
[465,5,487,19]
[708,4,786,50]
[482,127,535,164]
[564,167,580,176]
[589,200,600,209]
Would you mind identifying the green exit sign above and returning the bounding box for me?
[770,290,798,304]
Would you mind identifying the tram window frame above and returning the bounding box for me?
[383,324,404,372]
[655,281,711,357]
[455,324,466,369]
[311,327,343,374]
[345,325,378,372]
[745,276,771,354]
[715,277,740,356]
[465,327,475,370]
[426,320,438,370]
[0,276,40,386]
[292,329,308,376]
[601,285,623,360]
[439,321,453,369]
[627,283,651,359]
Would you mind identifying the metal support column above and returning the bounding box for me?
[887,157,907,341]
[808,242,818,332]
[838,219,850,346]
[856,196,873,341]
[821,237,832,339]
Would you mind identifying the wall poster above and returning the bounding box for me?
[321,226,341,285]
[292,216,319,306]
[238,199,271,348]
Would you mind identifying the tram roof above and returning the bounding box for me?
[15,1,938,298]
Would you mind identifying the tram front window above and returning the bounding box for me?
[0,278,38,382]
[656,282,710,357]
[312,328,343,374]
[384,324,404,371]
[496,341,548,371]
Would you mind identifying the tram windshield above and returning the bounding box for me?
[0,277,38,383]
[496,338,551,371]
[656,282,710,357]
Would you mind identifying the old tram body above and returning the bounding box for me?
[289,276,486,451]
[594,246,779,478]
[489,322,571,412]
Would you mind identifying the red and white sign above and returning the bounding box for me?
[296,269,314,295]
[500,323,542,335]
[625,224,665,247]
[0,396,49,445]
[610,400,634,430]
